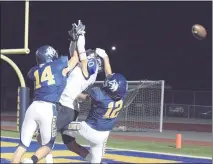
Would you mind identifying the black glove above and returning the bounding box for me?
[68,20,85,41]
[68,24,79,41]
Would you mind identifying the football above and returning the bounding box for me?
[192,24,207,40]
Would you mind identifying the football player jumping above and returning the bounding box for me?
[11,44,80,163]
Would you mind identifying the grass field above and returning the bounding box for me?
[1,130,211,158]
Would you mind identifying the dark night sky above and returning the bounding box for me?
[1,1,212,91]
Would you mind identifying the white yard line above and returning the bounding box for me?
[1,135,212,160]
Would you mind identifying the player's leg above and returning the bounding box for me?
[62,121,109,162]
[11,102,38,163]
[25,102,57,163]
[58,107,90,158]
[34,103,63,163]
[89,140,107,163]
[61,133,89,158]
[36,132,53,163]
[76,121,109,163]
[34,104,79,163]
[47,104,79,163]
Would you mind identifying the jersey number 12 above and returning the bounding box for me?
[104,100,123,119]
[34,65,55,89]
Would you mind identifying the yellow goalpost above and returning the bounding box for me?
[0,0,30,55]
[1,0,30,132]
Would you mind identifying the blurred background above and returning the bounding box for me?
[1,1,212,130]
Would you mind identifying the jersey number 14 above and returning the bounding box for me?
[104,100,123,119]
[34,65,56,89]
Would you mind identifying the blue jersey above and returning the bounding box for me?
[27,56,68,103]
[86,87,124,131]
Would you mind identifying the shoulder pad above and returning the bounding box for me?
[53,56,68,70]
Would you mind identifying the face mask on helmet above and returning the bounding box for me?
[96,56,104,73]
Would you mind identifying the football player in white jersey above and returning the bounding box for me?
[32,21,113,163]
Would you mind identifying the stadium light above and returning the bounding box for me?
[111,46,116,51]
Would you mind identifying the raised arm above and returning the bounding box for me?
[62,50,79,76]
[95,48,112,76]
[67,20,89,78]
[62,20,86,75]
[76,34,89,78]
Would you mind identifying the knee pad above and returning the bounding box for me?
[62,134,75,145]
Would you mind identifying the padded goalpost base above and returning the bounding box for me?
[17,87,30,132]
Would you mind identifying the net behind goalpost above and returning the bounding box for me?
[77,80,165,132]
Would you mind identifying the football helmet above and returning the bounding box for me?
[102,73,128,100]
[35,45,58,65]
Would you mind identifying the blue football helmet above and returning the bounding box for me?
[102,73,128,100]
[86,49,104,73]
[35,45,58,65]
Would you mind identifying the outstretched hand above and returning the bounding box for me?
[68,20,86,41]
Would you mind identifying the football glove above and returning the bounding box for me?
[95,48,108,58]
[68,20,85,41]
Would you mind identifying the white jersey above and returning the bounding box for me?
[59,63,98,110]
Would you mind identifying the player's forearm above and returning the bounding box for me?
[95,48,112,76]
[77,35,89,78]
[69,41,77,57]
[68,50,79,71]
[81,59,89,78]
[62,51,79,76]
[103,57,112,76]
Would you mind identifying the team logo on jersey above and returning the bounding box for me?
[108,80,119,92]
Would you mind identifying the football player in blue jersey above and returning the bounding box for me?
[11,45,80,163]
[38,21,113,163]
[63,73,128,163]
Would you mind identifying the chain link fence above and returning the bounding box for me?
[164,90,212,121]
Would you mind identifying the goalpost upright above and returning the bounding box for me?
[0,0,30,55]
[0,0,30,132]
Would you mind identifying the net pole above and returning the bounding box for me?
[159,80,165,132]
[125,107,128,129]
